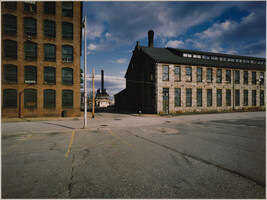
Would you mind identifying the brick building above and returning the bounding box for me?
[1,1,82,117]
[115,30,266,114]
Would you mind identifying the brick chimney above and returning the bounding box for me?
[148,30,154,47]
[101,70,104,94]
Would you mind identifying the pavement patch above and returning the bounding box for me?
[157,127,179,134]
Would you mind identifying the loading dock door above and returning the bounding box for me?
[163,88,169,114]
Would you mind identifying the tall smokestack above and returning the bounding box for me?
[148,30,154,47]
[101,70,104,94]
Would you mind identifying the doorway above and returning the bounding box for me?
[163,88,169,114]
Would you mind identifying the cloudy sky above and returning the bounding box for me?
[81,1,266,98]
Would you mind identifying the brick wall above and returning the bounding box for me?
[2,2,81,117]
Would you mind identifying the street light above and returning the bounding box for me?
[82,15,87,128]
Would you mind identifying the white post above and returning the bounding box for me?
[84,15,87,128]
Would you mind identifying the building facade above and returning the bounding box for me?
[2,1,82,117]
[115,30,266,114]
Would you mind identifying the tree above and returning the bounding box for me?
[80,68,83,84]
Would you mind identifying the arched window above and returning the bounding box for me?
[24,42,37,60]
[44,67,56,84]
[24,17,36,36]
[3,64,17,84]
[62,90,73,108]
[2,2,16,10]
[62,22,73,39]
[3,89,17,108]
[44,89,56,108]
[44,20,55,38]
[62,2,73,17]
[3,14,17,35]
[62,67,73,84]
[44,44,56,61]
[3,40,17,59]
[24,89,37,108]
[44,2,55,15]
[62,45,73,62]
[24,66,37,84]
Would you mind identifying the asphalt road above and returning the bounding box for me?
[1,112,265,198]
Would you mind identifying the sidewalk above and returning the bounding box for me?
[1,112,94,123]
[1,112,161,123]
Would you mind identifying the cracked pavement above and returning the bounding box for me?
[1,111,266,198]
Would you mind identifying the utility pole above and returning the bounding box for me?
[92,68,95,118]
[83,15,87,128]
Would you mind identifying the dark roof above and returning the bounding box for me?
[140,46,266,71]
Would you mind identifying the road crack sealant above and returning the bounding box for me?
[67,154,75,198]
[124,130,265,188]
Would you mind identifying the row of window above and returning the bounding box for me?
[182,53,265,65]
[3,40,73,62]
[3,15,73,39]
[2,2,73,17]
[163,66,265,84]
[3,89,73,108]
[171,88,264,108]
[2,65,73,85]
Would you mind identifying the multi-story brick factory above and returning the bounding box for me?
[115,30,266,114]
[2,1,82,117]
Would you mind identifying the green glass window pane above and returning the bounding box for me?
[24,18,36,36]
[3,64,17,83]
[24,66,37,84]
[207,89,212,106]
[44,89,56,108]
[62,68,73,84]
[24,42,37,60]
[62,45,73,62]
[44,20,55,38]
[3,89,17,108]
[44,67,56,84]
[186,88,192,106]
[62,22,73,39]
[44,44,56,61]
[3,14,17,34]
[175,88,181,107]
[3,40,17,59]
[62,90,73,108]
[44,2,55,14]
[62,2,73,17]
[24,89,37,108]
[197,89,202,106]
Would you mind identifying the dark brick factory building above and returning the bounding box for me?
[115,30,266,114]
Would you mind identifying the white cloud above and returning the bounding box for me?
[83,74,126,97]
[83,2,265,56]
[165,40,184,48]
[111,58,128,64]
[105,32,112,39]
[189,8,266,56]
[83,2,233,49]
[88,44,98,51]
[86,21,104,40]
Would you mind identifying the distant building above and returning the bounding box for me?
[1,1,83,117]
[115,30,266,114]
[95,70,113,107]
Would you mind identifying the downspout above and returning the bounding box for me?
[155,61,159,114]
[232,69,235,111]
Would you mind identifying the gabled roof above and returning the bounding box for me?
[140,46,266,71]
